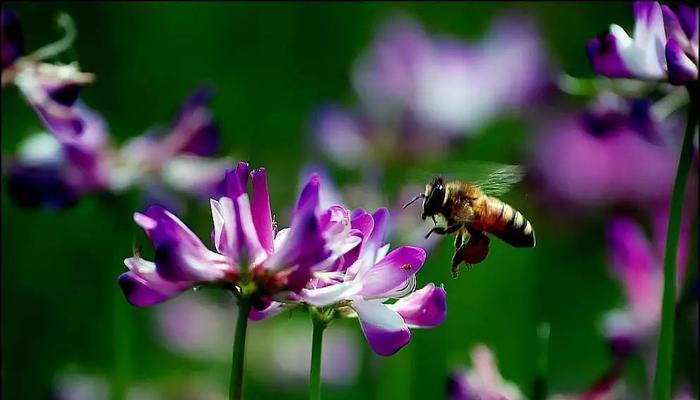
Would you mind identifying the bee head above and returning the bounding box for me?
[422,177,445,220]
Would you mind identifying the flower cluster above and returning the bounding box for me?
[587,2,698,85]
[3,10,230,210]
[119,162,447,356]
[313,14,552,168]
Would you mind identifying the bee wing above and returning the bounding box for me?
[469,163,526,196]
[405,160,525,196]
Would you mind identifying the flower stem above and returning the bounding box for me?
[112,287,132,400]
[229,297,250,400]
[309,312,328,400]
[653,86,697,400]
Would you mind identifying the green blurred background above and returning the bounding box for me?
[3,2,685,399]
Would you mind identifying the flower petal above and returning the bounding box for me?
[390,283,447,328]
[586,29,634,78]
[353,300,411,356]
[118,257,190,307]
[357,246,425,297]
[300,281,362,307]
[135,205,230,282]
[169,85,219,157]
[312,105,370,168]
[665,38,698,85]
[295,173,321,215]
[251,168,274,254]
[6,163,79,210]
[249,301,285,321]
[606,217,661,325]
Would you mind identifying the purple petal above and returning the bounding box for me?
[295,173,321,215]
[249,301,285,321]
[357,246,425,298]
[1,9,23,69]
[606,217,661,321]
[354,300,411,356]
[135,206,230,282]
[118,257,190,307]
[587,32,634,78]
[169,85,220,157]
[251,168,274,254]
[391,283,447,328]
[270,211,330,292]
[675,4,698,44]
[223,162,250,198]
[6,163,79,210]
[312,105,369,168]
[300,163,345,210]
[662,5,692,50]
[665,39,698,85]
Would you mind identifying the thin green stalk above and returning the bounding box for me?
[112,288,132,400]
[653,86,697,400]
[309,311,328,400]
[230,298,251,400]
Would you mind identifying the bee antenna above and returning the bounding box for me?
[402,194,425,209]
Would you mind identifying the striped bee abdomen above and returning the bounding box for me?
[480,196,536,248]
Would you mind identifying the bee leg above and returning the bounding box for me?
[454,233,463,249]
[425,223,462,239]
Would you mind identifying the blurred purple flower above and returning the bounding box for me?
[601,209,691,359]
[154,293,234,362]
[530,92,685,210]
[314,14,552,167]
[448,344,523,400]
[264,322,360,388]
[7,104,112,209]
[111,85,230,199]
[587,2,698,85]
[119,163,335,310]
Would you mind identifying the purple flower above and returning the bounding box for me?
[530,93,682,210]
[6,104,111,210]
[298,208,446,356]
[601,209,691,358]
[448,344,523,400]
[587,2,698,85]
[118,162,334,308]
[314,14,552,167]
[113,86,230,200]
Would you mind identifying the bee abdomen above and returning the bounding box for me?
[484,198,536,248]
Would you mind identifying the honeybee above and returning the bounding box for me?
[403,164,535,278]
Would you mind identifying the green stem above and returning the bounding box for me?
[229,298,250,400]
[112,288,131,400]
[653,86,697,400]
[309,313,327,400]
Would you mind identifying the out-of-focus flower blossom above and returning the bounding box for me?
[601,209,691,359]
[264,321,360,388]
[111,86,226,196]
[52,370,227,400]
[119,163,335,311]
[587,2,699,85]
[530,92,688,210]
[448,344,523,400]
[154,293,234,362]
[3,10,230,211]
[314,14,552,167]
